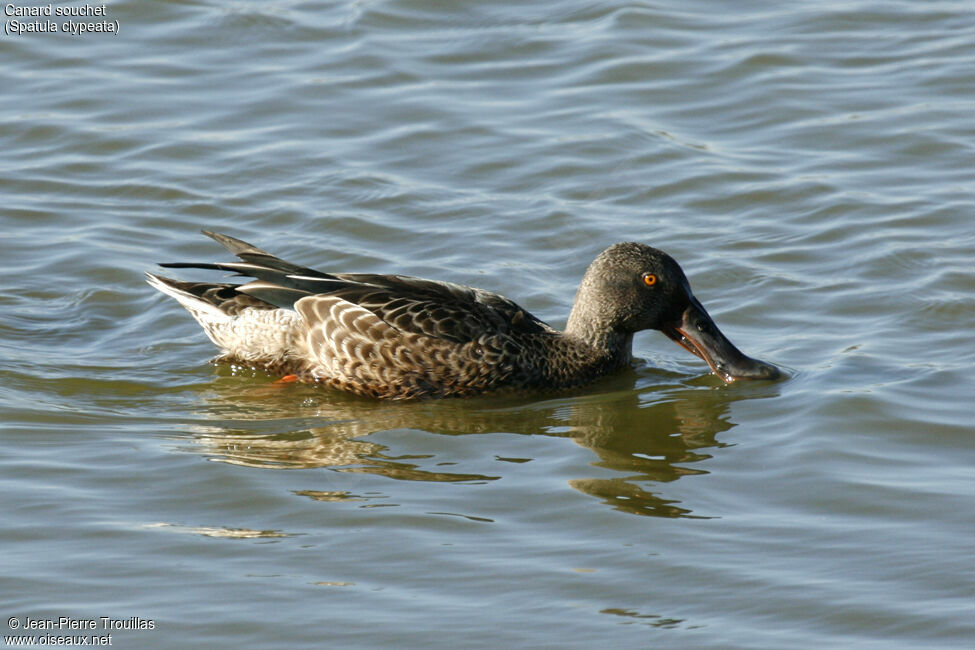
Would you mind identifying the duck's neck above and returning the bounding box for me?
[564,309,634,369]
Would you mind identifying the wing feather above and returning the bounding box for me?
[158,230,552,345]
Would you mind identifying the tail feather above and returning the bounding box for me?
[146,271,303,362]
[157,230,337,296]
[145,272,276,317]
[145,272,231,322]
[202,230,327,277]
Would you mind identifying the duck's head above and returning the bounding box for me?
[567,242,780,382]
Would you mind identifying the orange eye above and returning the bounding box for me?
[642,273,657,287]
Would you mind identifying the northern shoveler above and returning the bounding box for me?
[147,231,779,399]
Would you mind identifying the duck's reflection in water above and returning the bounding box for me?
[183,368,779,518]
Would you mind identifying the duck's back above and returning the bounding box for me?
[148,231,588,399]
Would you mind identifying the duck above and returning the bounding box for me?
[146,230,780,399]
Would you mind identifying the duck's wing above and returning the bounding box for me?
[294,276,552,344]
[161,231,552,344]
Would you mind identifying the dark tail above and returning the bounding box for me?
[154,230,349,310]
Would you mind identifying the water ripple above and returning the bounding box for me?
[3,0,975,646]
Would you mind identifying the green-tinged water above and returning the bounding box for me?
[2,1,974,647]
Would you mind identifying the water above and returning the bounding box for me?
[2,1,974,647]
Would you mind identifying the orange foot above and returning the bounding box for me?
[273,374,299,384]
